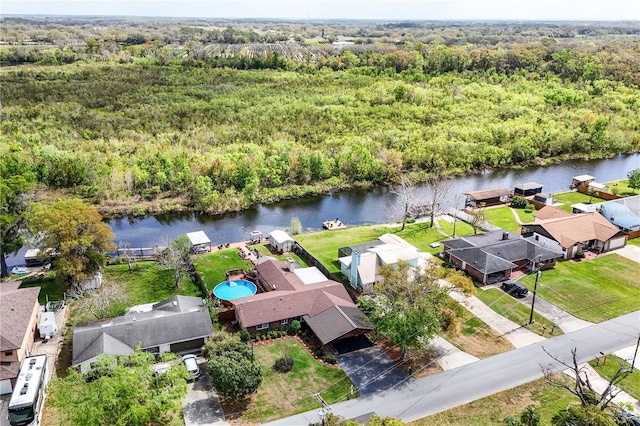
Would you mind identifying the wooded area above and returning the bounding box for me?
[1,18,639,216]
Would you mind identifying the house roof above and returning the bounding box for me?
[522,213,621,248]
[464,188,511,201]
[234,258,357,328]
[534,206,574,221]
[597,197,640,231]
[589,182,607,190]
[443,238,475,250]
[447,247,517,274]
[515,182,543,191]
[269,230,294,244]
[0,282,40,352]
[186,231,210,246]
[0,360,21,381]
[304,305,373,345]
[573,175,595,182]
[72,295,213,366]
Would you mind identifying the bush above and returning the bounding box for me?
[322,355,337,365]
[288,320,301,335]
[238,330,250,343]
[273,356,294,373]
[511,196,529,209]
[524,205,534,213]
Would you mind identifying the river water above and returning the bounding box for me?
[7,154,639,267]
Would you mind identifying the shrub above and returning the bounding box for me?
[322,355,337,365]
[314,349,323,358]
[238,330,250,343]
[288,320,301,335]
[511,196,529,209]
[524,205,534,213]
[273,356,294,373]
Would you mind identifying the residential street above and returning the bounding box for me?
[266,310,640,425]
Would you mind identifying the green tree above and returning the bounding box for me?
[358,261,473,359]
[0,175,35,277]
[29,199,116,286]
[208,350,262,400]
[289,216,302,235]
[627,168,640,194]
[48,350,188,426]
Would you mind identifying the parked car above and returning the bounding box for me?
[500,280,529,298]
[618,412,640,426]
[182,354,200,380]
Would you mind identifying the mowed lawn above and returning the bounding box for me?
[192,249,254,290]
[483,206,525,233]
[519,254,640,322]
[238,338,355,423]
[552,191,605,212]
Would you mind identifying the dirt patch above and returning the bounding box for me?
[447,331,513,359]
[376,338,443,378]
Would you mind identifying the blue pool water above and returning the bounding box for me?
[213,280,257,301]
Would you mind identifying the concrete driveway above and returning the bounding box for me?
[335,337,409,396]
[182,357,228,426]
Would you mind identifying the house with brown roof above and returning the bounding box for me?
[521,212,627,259]
[0,282,41,395]
[533,206,574,221]
[464,188,512,207]
[232,258,372,346]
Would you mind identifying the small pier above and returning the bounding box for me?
[323,219,347,230]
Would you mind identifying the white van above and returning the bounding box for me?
[182,355,200,381]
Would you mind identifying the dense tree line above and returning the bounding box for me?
[1,19,639,216]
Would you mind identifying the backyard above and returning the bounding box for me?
[228,337,356,423]
[552,191,606,212]
[482,206,533,233]
[519,254,640,323]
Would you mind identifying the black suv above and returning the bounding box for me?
[501,280,529,298]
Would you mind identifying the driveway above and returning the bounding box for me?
[335,337,409,396]
[182,357,228,426]
[614,245,640,264]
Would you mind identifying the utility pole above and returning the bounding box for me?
[315,393,331,426]
[528,270,542,325]
[631,332,640,372]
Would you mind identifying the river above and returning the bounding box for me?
[7,154,640,267]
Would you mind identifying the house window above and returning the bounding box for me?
[256,323,269,331]
[4,350,13,356]
[280,319,289,325]
[535,235,539,241]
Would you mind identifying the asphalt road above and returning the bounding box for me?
[266,310,640,425]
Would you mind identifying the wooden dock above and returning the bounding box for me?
[322,220,347,230]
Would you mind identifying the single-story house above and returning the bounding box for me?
[72,295,213,374]
[514,182,544,197]
[268,230,295,253]
[442,231,562,284]
[571,175,595,190]
[232,258,372,346]
[338,234,430,292]
[0,282,41,395]
[186,231,211,254]
[521,212,627,259]
[464,188,512,207]
[593,195,640,239]
[571,203,598,214]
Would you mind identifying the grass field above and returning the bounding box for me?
[604,179,637,196]
[628,238,640,247]
[474,288,563,337]
[192,249,254,290]
[519,254,640,322]
[589,354,640,400]
[552,191,606,212]
[483,206,523,232]
[236,338,356,423]
[411,375,577,425]
[18,273,64,304]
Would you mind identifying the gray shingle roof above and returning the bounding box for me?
[448,247,517,274]
[304,305,373,345]
[72,296,213,366]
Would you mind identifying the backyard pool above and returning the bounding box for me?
[213,280,257,301]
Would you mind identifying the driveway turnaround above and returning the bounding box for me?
[265,310,640,425]
[182,358,228,426]
[337,345,409,395]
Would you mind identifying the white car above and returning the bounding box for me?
[182,355,200,381]
[430,242,441,248]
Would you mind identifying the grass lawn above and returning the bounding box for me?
[18,273,64,305]
[235,338,356,423]
[482,206,523,233]
[474,288,563,337]
[296,226,390,275]
[252,243,308,266]
[519,254,640,322]
[104,261,201,305]
[512,208,535,224]
[411,376,577,425]
[553,191,605,212]
[589,354,640,400]
[604,179,637,197]
[192,249,254,290]
[437,219,476,238]
[443,298,514,358]
[628,238,640,247]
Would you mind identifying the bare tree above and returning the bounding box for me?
[468,203,486,235]
[542,347,630,410]
[117,241,136,271]
[425,175,452,228]
[68,280,128,320]
[389,177,427,231]
[157,236,191,288]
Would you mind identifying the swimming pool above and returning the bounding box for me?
[213,280,257,301]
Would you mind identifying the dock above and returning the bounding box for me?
[322,220,347,230]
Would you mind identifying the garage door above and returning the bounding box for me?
[608,237,626,250]
[0,379,13,395]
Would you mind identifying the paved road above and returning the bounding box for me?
[266,310,640,425]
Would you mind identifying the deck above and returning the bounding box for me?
[322,220,347,230]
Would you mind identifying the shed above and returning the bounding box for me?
[186,231,211,254]
[38,311,58,339]
[571,175,595,189]
[588,182,609,193]
[514,182,543,197]
[464,188,512,207]
[268,230,295,253]
[249,230,263,243]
